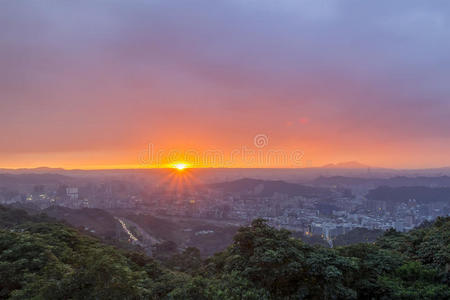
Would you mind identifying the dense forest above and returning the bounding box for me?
[0,205,449,299]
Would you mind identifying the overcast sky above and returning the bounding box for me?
[1,0,450,168]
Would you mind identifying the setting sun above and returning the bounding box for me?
[172,162,189,170]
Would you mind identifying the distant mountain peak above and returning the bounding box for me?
[322,161,370,169]
[0,166,66,174]
[29,167,65,171]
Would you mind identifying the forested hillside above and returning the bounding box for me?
[0,205,448,299]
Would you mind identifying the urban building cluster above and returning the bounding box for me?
[1,180,449,244]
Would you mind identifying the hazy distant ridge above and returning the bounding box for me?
[208,178,331,197]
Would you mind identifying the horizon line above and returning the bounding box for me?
[2,165,450,172]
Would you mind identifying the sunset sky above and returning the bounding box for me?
[1,1,450,169]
